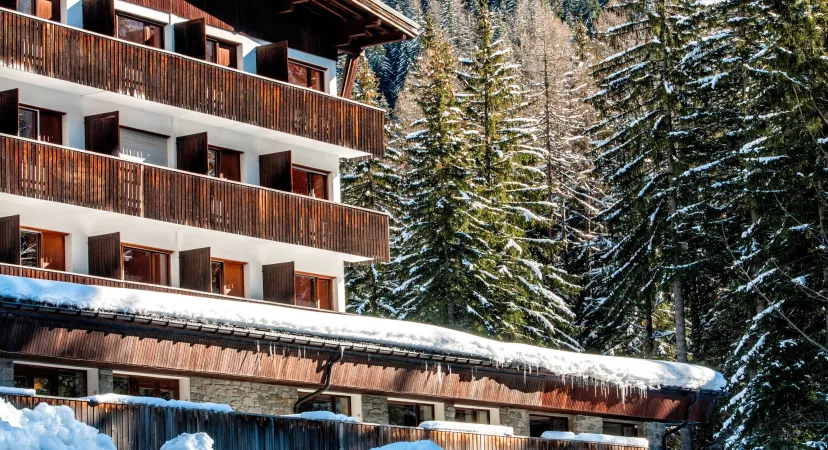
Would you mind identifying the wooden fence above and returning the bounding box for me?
[0,134,390,261]
[1,394,647,450]
[0,9,385,156]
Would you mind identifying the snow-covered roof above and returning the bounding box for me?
[0,276,725,391]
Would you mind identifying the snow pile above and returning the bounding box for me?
[0,398,116,450]
[0,387,35,397]
[81,394,232,413]
[289,411,359,423]
[541,431,649,447]
[160,433,214,450]
[371,441,443,450]
[0,275,725,391]
[419,421,513,436]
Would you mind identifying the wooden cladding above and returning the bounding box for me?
[173,18,206,60]
[88,232,122,279]
[0,135,390,260]
[0,10,385,156]
[2,395,651,450]
[262,262,294,304]
[85,112,120,156]
[179,247,210,292]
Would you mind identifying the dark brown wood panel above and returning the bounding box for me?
[173,18,206,60]
[256,41,289,82]
[259,151,292,192]
[82,0,115,36]
[0,10,385,156]
[179,247,211,292]
[176,132,208,174]
[1,394,652,450]
[88,232,121,279]
[0,88,18,136]
[0,314,716,423]
[84,112,120,156]
[38,110,62,145]
[262,262,294,304]
[0,215,20,264]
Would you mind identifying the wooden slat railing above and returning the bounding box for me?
[0,9,385,156]
[1,394,648,450]
[0,135,390,260]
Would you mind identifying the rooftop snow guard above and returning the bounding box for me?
[0,275,725,392]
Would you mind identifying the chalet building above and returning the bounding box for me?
[0,1,722,449]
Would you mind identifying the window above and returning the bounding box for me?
[295,273,332,310]
[122,245,170,286]
[295,394,351,416]
[388,402,434,427]
[17,0,59,21]
[603,421,639,437]
[529,415,568,438]
[20,228,66,271]
[120,127,169,167]
[208,146,242,182]
[117,14,164,48]
[211,259,245,297]
[13,364,87,397]
[18,106,63,144]
[455,407,490,424]
[288,60,325,92]
[113,375,179,400]
[292,166,328,199]
[206,39,238,68]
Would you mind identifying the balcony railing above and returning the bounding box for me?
[0,9,386,156]
[0,134,390,260]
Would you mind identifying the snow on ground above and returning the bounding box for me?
[541,431,649,447]
[0,398,116,450]
[0,275,725,391]
[0,387,35,396]
[81,394,232,412]
[371,441,443,450]
[160,433,214,450]
[288,411,359,422]
[419,421,513,436]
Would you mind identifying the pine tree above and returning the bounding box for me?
[366,0,421,108]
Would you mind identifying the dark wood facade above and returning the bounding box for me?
[0,9,387,156]
[0,134,390,261]
[0,313,716,423]
[2,394,647,450]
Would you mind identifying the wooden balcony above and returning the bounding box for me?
[0,8,386,156]
[0,134,390,261]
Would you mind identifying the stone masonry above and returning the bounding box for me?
[499,407,530,436]
[98,368,114,394]
[189,377,297,415]
[0,359,12,387]
[361,395,389,425]
[573,415,603,434]
[645,422,667,450]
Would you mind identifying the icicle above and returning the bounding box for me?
[437,362,443,385]
[255,340,260,353]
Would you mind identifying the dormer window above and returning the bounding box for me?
[117,14,164,49]
[288,60,325,92]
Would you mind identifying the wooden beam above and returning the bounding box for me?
[339,52,362,99]
[344,31,405,49]
[275,0,309,14]
[334,18,381,47]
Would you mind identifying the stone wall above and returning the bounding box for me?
[573,415,603,434]
[98,368,113,394]
[0,359,12,387]
[361,395,389,425]
[499,407,530,436]
[189,377,297,415]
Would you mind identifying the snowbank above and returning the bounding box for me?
[0,398,116,450]
[0,275,725,391]
[541,431,649,447]
[290,411,359,423]
[0,387,35,397]
[160,433,214,450]
[419,421,513,436]
[371,441,443,450]
[81,394,232,413]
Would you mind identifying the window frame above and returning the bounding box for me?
[287,58,327,92]
[294,271,334,310]
[121,243,172,287]
[603,421,640,437]
[13,363,88,397]
[210,257,246,297]
[20,226,68,270]
[116,13,165,49]
[387,401,435,427]
[19,104,65,144]
[112,374,180,400]
[207,145,242,182]
[528,414,569,438]
[454,407,491,424]
[206,37,239,69]
[291,165,329,200]
[295,393,352,416]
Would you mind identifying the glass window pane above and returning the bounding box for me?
[113,376,130,395]
[17,0,35,15]
[335,396,351,416]
[288,62,308,87]
[311,173,327,199]
[20,230,40,268]
[13,375,28,389]
[19,108,37,140]
[604,422,622,436]
[123,247,153,283]
[211,261,223,294]
[388,404,417,427]
[295,275,315,308]
[292,168,309,196]
[208,149,218,177]
[476,410,490,424]
[419,404,434,422]
[153,252,169,286]
[118,15,147,45]
[206,40,216,63]
[33,376,51,396]
[146,23,163,48]
[296,394,333,413]
[58,371,86,397]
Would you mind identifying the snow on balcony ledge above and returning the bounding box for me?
[0,275,726,392]
[419,421,514,436]
[80,394,232,413]
[0,387,36,396]
[541,431,649,447]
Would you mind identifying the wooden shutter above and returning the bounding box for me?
[262,262,294,304]
[82,0,116,36]
[179,247,211,292]
[0,215,20,265]
[39,110,63,145]
[176,132,209,174]
[259,151,292,192]
[40,231,65,271]
[174,18,206,60]
[256,41,289,82]
[84,111,120,155]
[223,261,244,297]
[0,89,19,136]
[88,232,121,279]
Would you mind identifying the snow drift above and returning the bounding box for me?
[0,398,116,450]
[541,431,649,447]
[371,441,443,450]
[0,275,725,391]
[160,433,214,450]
